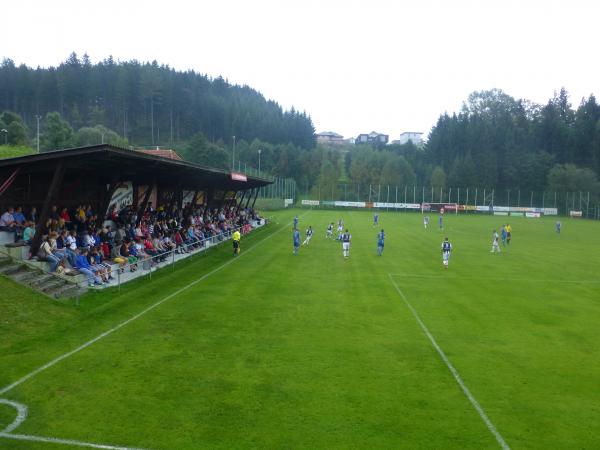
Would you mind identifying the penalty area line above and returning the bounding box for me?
[0,217,299,397]
[388,273,511,450]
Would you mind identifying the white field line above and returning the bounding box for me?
[0,399,27,433]
[0,216,300,398]
[0,432,147,450]
[388,273,600,284]
[388,274,511,450]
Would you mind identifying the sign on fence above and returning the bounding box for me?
[301,200,320,206]
[569,210,583,217]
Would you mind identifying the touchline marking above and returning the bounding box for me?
[388,273,600,284]
[388,274,511,450]
[0,217,302,397]
[0,432,148,450]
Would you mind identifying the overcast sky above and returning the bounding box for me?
[4,0,599,140]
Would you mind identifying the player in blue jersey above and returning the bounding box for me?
[293,215,299,229]
[377,229,385,256]
[373,213,379,226]
[441,237,452,269]
[555,221,561,234]
[293,228,300,255]
[341,229,351,258]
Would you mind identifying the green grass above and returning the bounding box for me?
[1,210,600,449]
[0,145,34,159]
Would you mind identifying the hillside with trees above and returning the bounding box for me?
[0,53,315,150]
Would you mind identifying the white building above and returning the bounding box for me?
[398,132,424,145]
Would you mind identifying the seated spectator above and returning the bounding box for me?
[38,234,62,273]
[110,243,127,273]
[120,240,138,272]
[28,206,38,224]
[22,221,36,244]
[75,248,103,287]
[65,230,78,267]
[0,206,17,241]
[89,246,112,283]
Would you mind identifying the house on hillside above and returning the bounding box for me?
[396,132,424,146]
[356,131,389,146]
[316,131,345,145]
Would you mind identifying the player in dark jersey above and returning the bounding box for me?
[342,229,351,258]
[441,237,452,269]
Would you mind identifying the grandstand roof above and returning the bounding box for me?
[0,144,272,191]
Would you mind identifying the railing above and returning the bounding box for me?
[44,221,265,303]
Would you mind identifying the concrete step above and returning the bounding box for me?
[40,279,67,293]
[29,273,55,287]
[51,283,81,299]
[0,256,11,267]
[0,263,23,275]
[12,270,41,283]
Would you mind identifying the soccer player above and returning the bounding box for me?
[441,237,452,269]
[506,223,512,245]
[302,226,313,246]
[423,215,429,229]
[556,221,561,234]
[491,230,501,253]
[293,228,300,255]
[342,229,351,258]
[501,224,507,246]
[337,221,344,240]
[326,222,334,239]
[377,229,385,256]
[232,229,241,256]
[373,213,379,226]
[439,211,444,230]
[293,215,299,229]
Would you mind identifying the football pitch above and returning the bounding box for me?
[1,209,600,449]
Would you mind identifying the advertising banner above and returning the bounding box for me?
[543,208,558,216]
[569,210,583,217]
[494,212,509,216]
[476,205,492,212]
[334,201,366,208]
[509,212,524,217]
[525,212,541,218]
[301,200,320,206]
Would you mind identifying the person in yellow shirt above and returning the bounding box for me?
[232,229,241,256]
[506,223,512,245]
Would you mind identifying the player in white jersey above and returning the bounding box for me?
[491,230,501,253]
[441,237,452,269]
[341,229,351,258]
[423,215,429,229]
[302,226,313,246]
[337,222,344,240]
[326,222,334,239]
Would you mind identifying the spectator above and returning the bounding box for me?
[0,206,17,241]
[75,248,103,287]
[23,221,36,244]
[38,234,62,273]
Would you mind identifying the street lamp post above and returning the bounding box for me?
[36,115,41,153]
[232,135,236,171]
[258,148,262,175]
[0,129,7,145]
